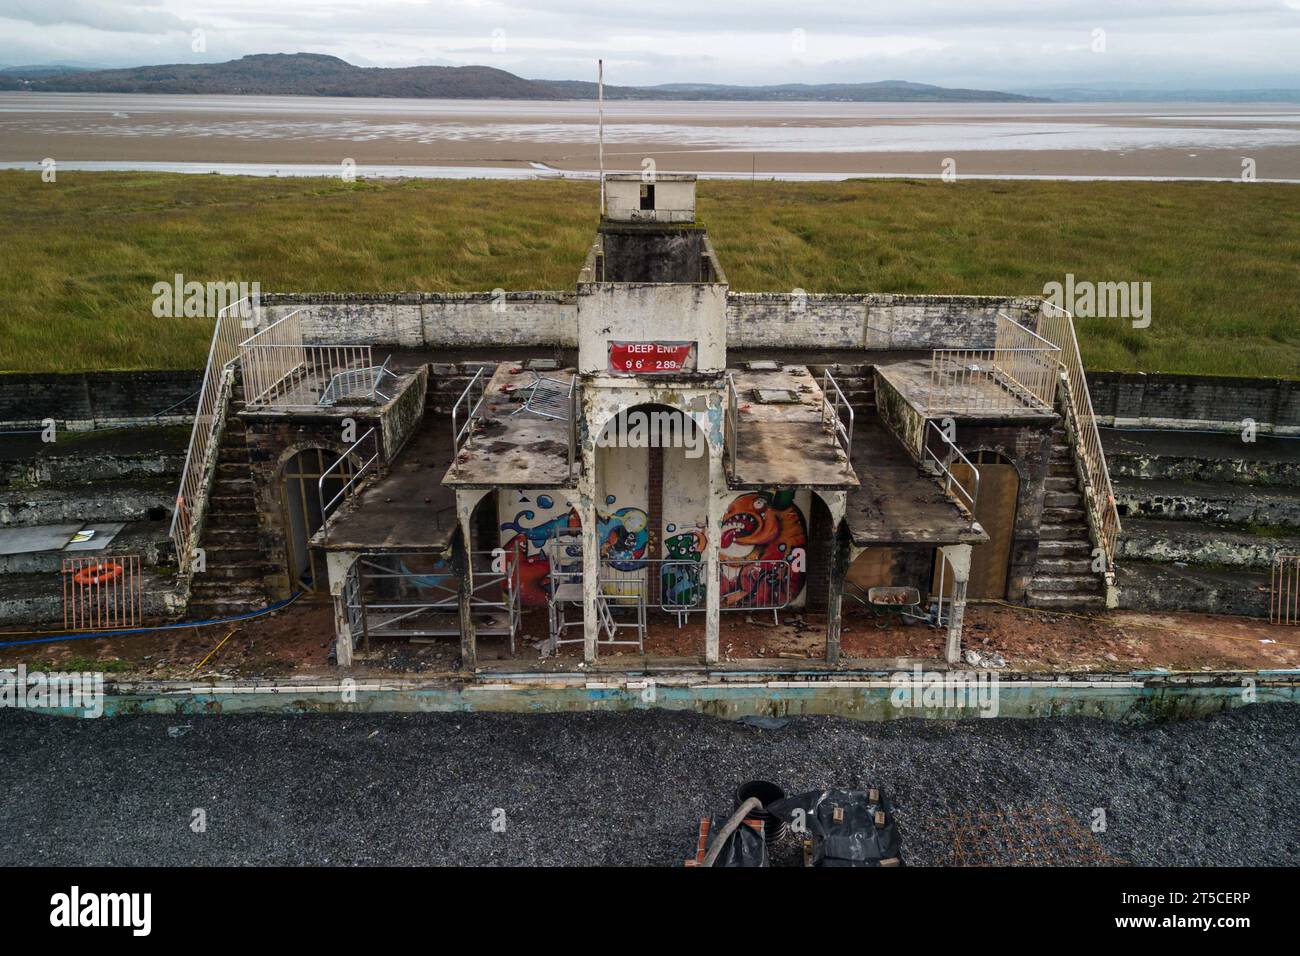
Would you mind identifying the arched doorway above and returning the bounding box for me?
[279,446,358,590]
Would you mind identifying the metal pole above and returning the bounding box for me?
[598,59,605,216]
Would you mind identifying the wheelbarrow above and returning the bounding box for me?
[865,586,937,627]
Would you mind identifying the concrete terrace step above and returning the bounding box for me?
[1102,428,1300,488]
[1118,517,1300,570]
[0,478,174,528]
[0,568,184,626]
[1042,506,1087,524]
[1117,559,1272,618]
[0,519,175,575]
[1044,491,1083,509]
[1045,476,1078,492]
[1113,477,1300,529]
[0,425,189,489]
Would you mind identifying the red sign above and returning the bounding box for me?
[608,341,696,374]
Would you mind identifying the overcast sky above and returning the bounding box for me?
[2,0,1299,90]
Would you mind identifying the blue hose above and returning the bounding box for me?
[0,591,303,648]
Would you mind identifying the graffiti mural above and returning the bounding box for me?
[500,492,580,606]
[661,524,707,608]
[500,493,652,605]
[720,489,808,607]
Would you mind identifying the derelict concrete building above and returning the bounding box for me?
[162,174,1118,670]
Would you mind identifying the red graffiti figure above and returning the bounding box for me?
[719,489,807,607]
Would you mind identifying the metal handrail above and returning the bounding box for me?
[1036,301,1121,571]
[725,372,740,475]
[822,369,855,461]
[170,295,254,573]
[452,367,487,457]
[317,427,380,540]
[928,312,1061,416]
[923,420,980,514]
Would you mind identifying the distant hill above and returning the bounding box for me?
[0,53,1046,102]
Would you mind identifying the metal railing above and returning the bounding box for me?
[929,312,1061,416]
[822,369,855,461]
[239,309,374,409]
[170,296,257,573]
[63,555,144,630]
[923,420,980,514]
[1270,552,1300,626]
[1036,301,1121,570]
[725,372,740,475]
[451,366,488,457]
[719,559,792,621]
[317,427,380,541]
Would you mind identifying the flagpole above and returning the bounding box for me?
[598,58,605,216]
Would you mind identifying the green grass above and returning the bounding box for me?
[2,172,1298,376]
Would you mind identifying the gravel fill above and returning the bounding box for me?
[1,704,1296,866]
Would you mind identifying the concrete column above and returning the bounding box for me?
[581,496,600,663]
[940,543,972,665]
[825,525,849,665]
[325,550,359,668]
[453,533,476,671]
[704,489,723,665]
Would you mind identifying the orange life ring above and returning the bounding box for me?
[73,562,124,586]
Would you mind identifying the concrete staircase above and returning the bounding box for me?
[1027,426,1107,610]
[187,384,280,618]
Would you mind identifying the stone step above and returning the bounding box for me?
[1023,590,1107,611]
[215,462,252,482]
[1037,538,1093,557]
[190,563,279,582]
[1042,506,1086,524]
[1044,490,1083,509]
[203,509,259,529]
[1028,573,1104,594]
[1035,556,1097,576]
[1113,477,1300,529]
[1039,523,1090,541]
[211,477,254,496]
[1045,476,1078,492]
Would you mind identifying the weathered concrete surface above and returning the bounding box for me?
[0,477,175,528]
[1118,517,1300,570]
[1103,428,1300,487]
[1,704,1295,866]
[1118,559,1270,618]
[1114,477,1300,529]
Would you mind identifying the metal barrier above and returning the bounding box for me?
[170,296,255,573]
[1036,301,1121,571]
[929,313,1061,416]
[822,369,855,461]
[239,309,374,409]
[344,551,521,652]
[719,559,792,624]
[317,428,380,542]
[922,420,980,514]
[1270,552,1300,626]
[451,367,487,458]
[63,555,143,630]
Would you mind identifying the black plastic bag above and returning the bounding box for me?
[767,788,903,867]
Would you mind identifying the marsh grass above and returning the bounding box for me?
[2,172,1296,376]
